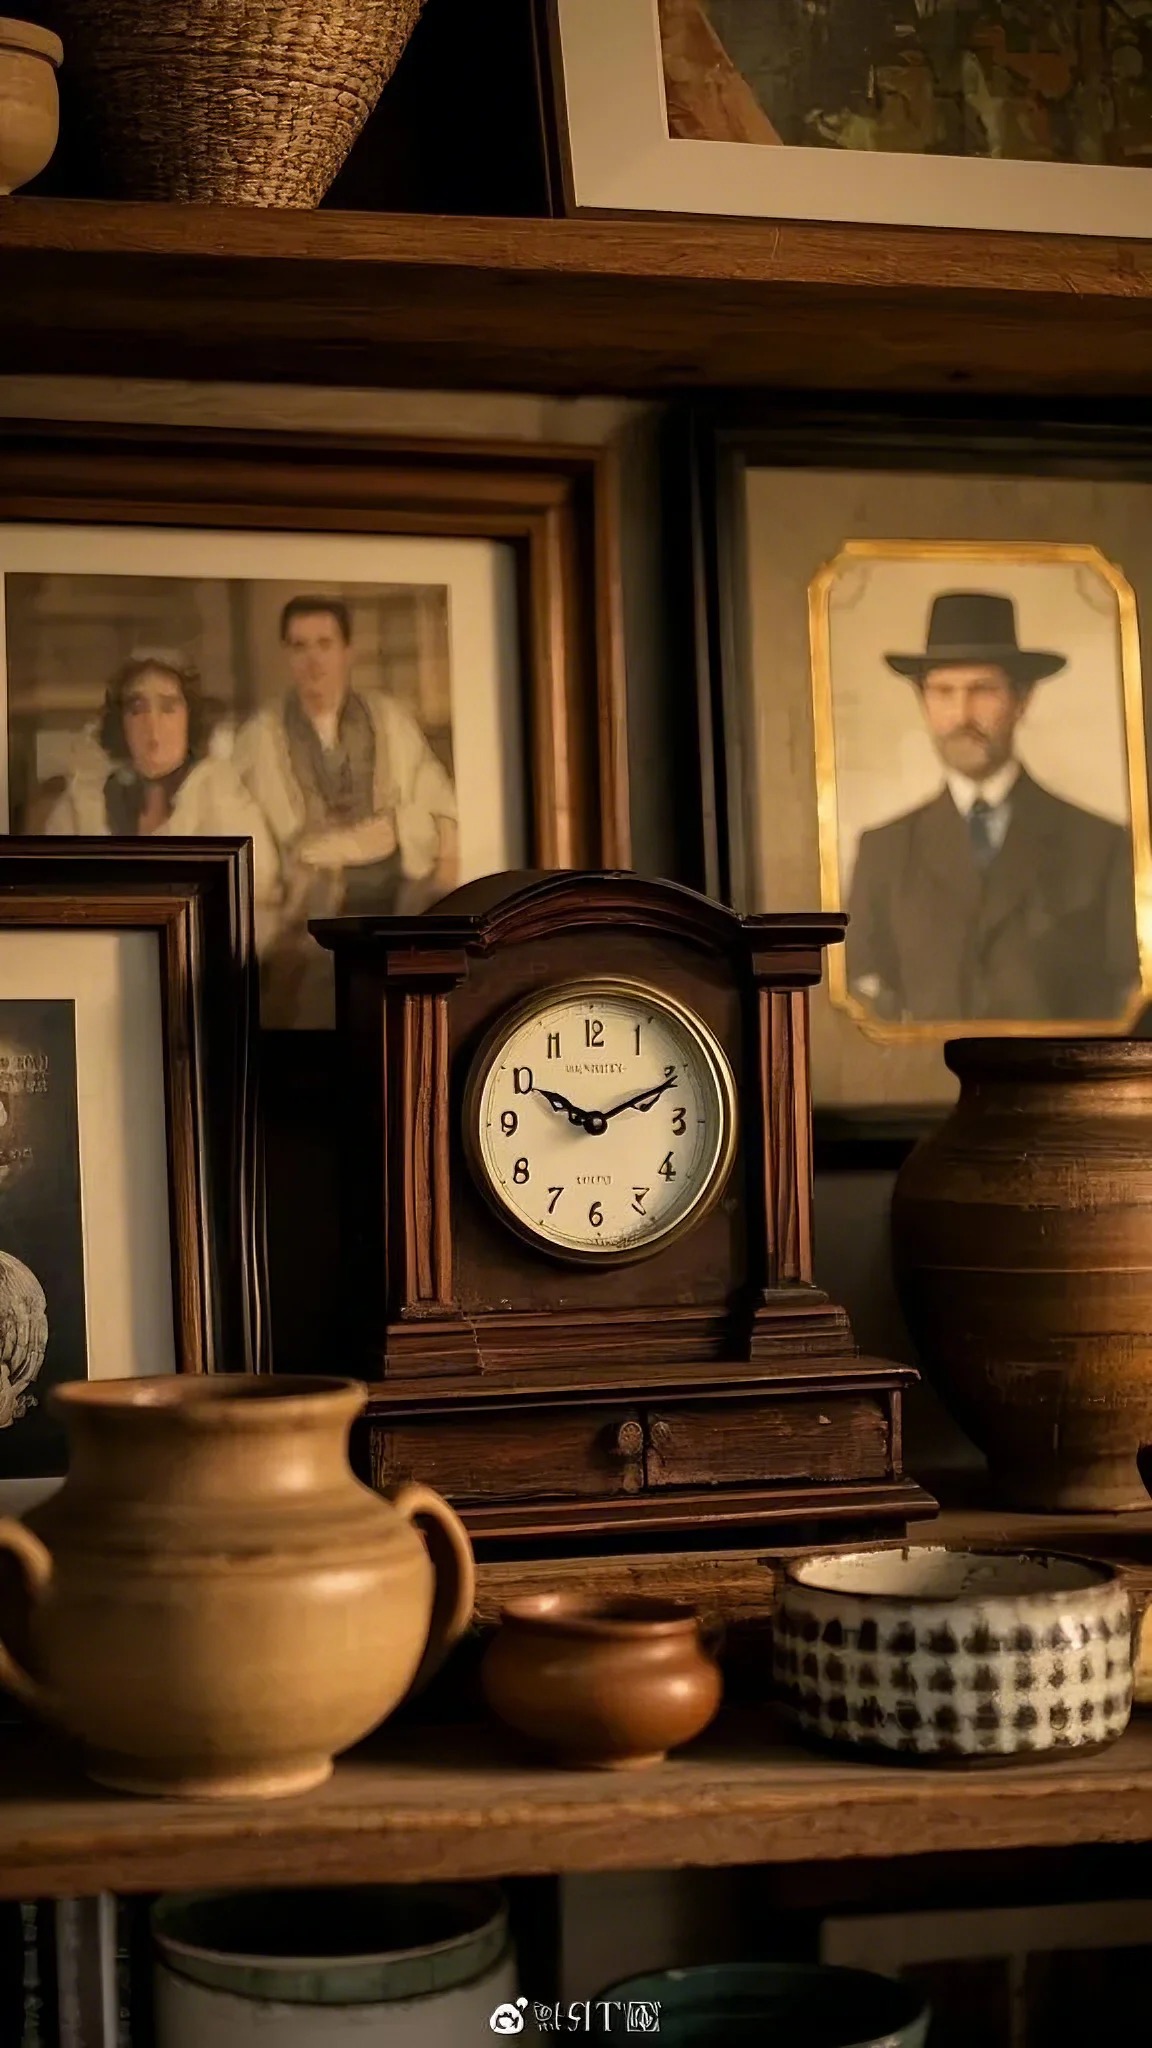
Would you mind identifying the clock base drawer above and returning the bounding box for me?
[369,1404,646,1505]
[644,1394,892,1489]
[367,1389,893,1510]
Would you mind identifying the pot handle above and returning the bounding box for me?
[386,1482,476,1697]
[0,1519,54,1719]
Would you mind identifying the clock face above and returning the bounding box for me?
[464,979,738,1264]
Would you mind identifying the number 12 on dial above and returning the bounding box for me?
[463,979,738,1264]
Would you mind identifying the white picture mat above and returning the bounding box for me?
[1,928,174,1379]
[0,524,525,880]
[0,930,175,1518]
[555,0,1152,238]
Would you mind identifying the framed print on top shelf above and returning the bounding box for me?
[685,404,1152,1161]
[0,422,629,1031]
[0,839,265,1487]
[540,0,1152,238]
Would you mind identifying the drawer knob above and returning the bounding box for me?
[611,1418,644,1459]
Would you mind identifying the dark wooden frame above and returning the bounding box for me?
[0,839,266,1376]
[0,418,630,879]
[680,398,1152,1166]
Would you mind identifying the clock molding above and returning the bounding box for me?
[314,871,935,1545]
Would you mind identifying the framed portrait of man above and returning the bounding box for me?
[687,406,1152,1148]
[813,543,1150,1036]
[0,423,630,1031]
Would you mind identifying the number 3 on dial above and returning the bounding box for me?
[463,979,738,1264]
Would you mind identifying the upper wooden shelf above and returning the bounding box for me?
[3,199,1152,396]
[4,1708,1152,1899]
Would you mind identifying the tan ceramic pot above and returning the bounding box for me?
[894,1040,1152,1513]
[0,1375,475,1798]
[0,17,62,194]
[482,1595,722,1769]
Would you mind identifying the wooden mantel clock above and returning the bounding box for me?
[313,872,935,1547]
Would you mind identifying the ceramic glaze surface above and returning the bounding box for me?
[155,1949,517,2048]
[0,18,62,194]
[775,1546,1133,1762]
[153,1883,514,2046]
[482,1594,722,1768]
[597,1962,929,2048]
[0,1376,475,1798]
[893,1039,1152,1511]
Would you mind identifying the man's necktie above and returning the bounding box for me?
[968,796,996,869]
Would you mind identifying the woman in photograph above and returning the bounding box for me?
[43,653,283,943]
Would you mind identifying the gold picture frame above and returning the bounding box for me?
[809,539,1152,1045]
[689,406,1152,1142]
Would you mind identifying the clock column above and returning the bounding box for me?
[335,941,481,1377]
[745,948,852,1361]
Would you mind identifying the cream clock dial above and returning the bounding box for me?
[465,980,738,1264]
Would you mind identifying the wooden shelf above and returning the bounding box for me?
[3,1708,1152,1899]
[3,199,1152,395]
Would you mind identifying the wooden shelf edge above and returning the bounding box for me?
[4,198,1152,394]
[2,1711,1152,1897]
[3,198,1152,300]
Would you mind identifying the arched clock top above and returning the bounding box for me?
[312,868,847,967]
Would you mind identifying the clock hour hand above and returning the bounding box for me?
[602,1075,677,1122]
[533,1085,594,1129]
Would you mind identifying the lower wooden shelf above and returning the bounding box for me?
[3,1708,1152,1899]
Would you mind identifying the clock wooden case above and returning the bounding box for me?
[314,871,934,1547]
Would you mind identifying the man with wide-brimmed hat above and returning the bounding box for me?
[847,590,1140,1022]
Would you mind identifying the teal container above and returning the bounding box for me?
[597,1962,930,2048]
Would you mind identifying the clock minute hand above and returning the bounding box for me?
[602,1076,677,1122]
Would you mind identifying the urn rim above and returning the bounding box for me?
[945,1036,1152,1083]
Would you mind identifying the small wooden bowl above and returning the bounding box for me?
[481,1593,722,1770]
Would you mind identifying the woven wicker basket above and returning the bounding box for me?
[51,0,424,206]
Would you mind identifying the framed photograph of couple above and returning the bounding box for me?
[0,423,629,1032]
[686,406,1152,1156]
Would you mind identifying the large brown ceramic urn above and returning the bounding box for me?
[0,1375,475,1797]
[893,1040,1152,1513]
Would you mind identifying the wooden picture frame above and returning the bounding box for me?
[681,401,1152,1165]
[0,419,630,1028]
[0,839,264,1480]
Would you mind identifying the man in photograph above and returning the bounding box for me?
[846,590,1141,1022]
[233,593,459,1023]
[234,593,458,906]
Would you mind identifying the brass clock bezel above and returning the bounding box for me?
[461,976,739,1267]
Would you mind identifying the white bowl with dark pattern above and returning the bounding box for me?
[774,1547,1133,1764]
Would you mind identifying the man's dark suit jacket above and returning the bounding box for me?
[846,770,1140,1022]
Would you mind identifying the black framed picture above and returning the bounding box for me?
[0,840,265,1482]
[682,403,1152,1163]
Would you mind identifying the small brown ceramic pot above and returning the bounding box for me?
[481,1594,722,1770]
